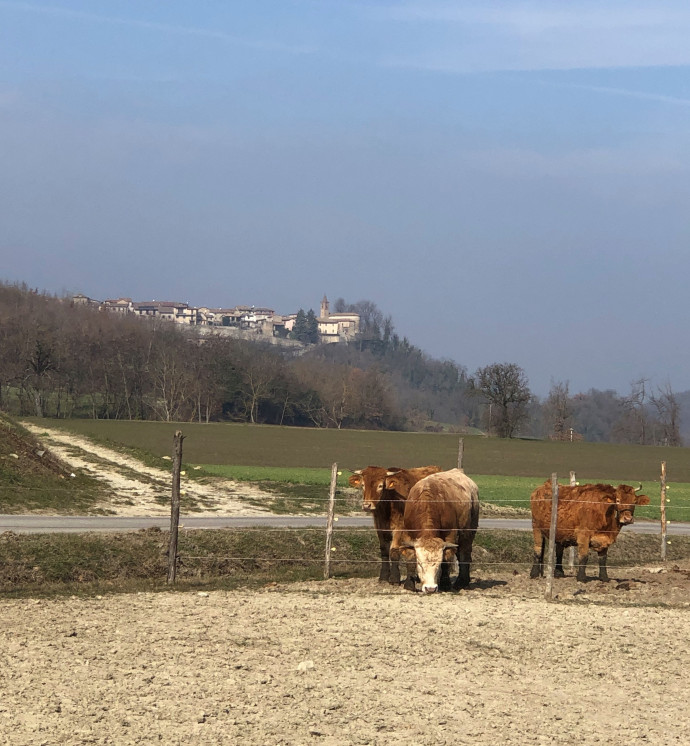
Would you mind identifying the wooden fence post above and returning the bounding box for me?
[167,430,185,585]
[568,472,577,570]
[323,462,338,580]
[457,438,464,471]
[660,461,668,562]
[545,473,559,601]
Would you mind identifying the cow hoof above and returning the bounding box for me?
[529,568,541,579]
[403,579,417,592]
[576,574,587,583]
[554,568,565,578]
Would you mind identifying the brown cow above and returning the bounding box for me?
[530,481,650,582]
[348,465,440,585]
[397,468,479,594]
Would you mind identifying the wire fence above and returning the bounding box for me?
[3,431,685,593]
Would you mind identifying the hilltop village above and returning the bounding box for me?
[72,293,360,345]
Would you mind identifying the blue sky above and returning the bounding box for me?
[1,1,690,397]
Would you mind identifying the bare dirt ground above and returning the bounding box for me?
[21,423,273,517]
[2,570,690,746]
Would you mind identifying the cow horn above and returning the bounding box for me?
[386,470,398,476]
[442,542,458,550]
[635,483,642,493]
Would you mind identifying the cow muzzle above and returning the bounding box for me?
[362,502,374,512]
[422,584,438,594]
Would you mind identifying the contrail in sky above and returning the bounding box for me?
[547,82,690,107]
[0,1,316,54]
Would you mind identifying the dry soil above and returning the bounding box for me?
[2,567,690,746]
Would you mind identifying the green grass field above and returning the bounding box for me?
[20,417,690,523]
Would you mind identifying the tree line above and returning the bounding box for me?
[0,282,683,444]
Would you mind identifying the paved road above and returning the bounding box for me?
[1,514,687,535]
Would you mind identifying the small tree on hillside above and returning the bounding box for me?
[290,309,309,343]
[650,383,683,446]
[544,380,573,440]
[305,309,319,344]
[471,362,532,438]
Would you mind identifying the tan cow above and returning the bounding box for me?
[397,468,479,594]
[530,481,650,582]
[348,464,440,585]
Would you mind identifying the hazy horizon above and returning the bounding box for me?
[2,2,689,397]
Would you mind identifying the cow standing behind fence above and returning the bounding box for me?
[530,481,650,582]
[348,465,440,585]
[396,468,479,594]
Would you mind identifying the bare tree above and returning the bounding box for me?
[544,380,573,440]
[472,363,532,438]
[650,383,683,446]
[614,378,649,445]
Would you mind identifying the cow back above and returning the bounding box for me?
[405,468,479,535]
[530,481,621,542]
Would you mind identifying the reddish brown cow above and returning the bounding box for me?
[397,468,479,594]
[348,465,440,585]
[530,481,650,582]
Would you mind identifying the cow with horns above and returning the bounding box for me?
[395,468,480,594]
[348,465,440,585]
[530,481,650,582]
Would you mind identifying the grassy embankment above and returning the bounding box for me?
[2,527,686,598]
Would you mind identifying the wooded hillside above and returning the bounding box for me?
[0,282,685,444]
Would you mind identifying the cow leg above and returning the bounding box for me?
[576,546,589,582]
[405,555,419,588]
[598,550,610,582]
[388,547,402,585]
[453,544,472,590]
[377,533,391,583]
[554,543,565,578]
[399,548,417,591]
[439,561,452,592]
[530,535,545,579]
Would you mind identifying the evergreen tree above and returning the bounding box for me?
[305,309,319,344]
[290,309,309,343]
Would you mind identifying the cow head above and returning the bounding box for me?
[349,466,393,512]
[384,465,442,498]
[384,470,411,498]
[613,484,649,525]
[401,539,457,594]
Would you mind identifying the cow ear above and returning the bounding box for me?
[385,476,398,490]
[637,495,650,506]
[602,495,616,504]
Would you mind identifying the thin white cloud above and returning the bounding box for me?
[0,1,317,55]
[550,83,690,107]
[374,1,690,71]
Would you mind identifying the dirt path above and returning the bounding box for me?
[2,576,689,745]
[21,423,272,517]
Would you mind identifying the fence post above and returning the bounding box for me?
[545,473,559,601]
[457,438,464,471]
[660,461,667,562]
[568,472,577,570]
[323,462,338,580]
[167,430,185,585]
